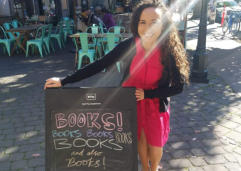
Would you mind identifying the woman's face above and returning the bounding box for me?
[138,7,162,48]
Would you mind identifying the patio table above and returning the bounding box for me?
[7,24,45,55]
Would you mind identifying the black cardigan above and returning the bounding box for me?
[61,37,184,112]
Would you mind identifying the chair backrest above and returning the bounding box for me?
[35,26,46,42]
[79,33,95,53]
[31,15,38,21]
[106,33,116,51]
[117,19,123,26]
[99,21,107,33]
[63,20,73,34]
[108,26,125,34]
[86,25,100,34]
[63,17,70,21]
[0,26,8,39]
[46,24,53,39]
[3,22,12,30]
[56,21,64,35]
[11,20,22,28]
[3,22,15,39]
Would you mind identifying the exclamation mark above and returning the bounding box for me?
[116,112,123,132]
[103,156,106,170]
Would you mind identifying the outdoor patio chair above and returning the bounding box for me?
[107,26,125,44]
[11,20,23,28]
[43,24,54,54]
[76,33,96,70]
[108,26,125,34]
[103,33,121,72]
[99,22,107,34]
[63,17,70,21]
[3,22,18,40]
[63,19,74,42]
[86,24,100,34]
[50,21,64,49]
[85,25,104,58]
[0,26,15,56]
[26,26,47,58]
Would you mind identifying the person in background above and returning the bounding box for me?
[45,0,190,170]
[94,6,116,30]
[80,8,103,26]
[101,7,116,29]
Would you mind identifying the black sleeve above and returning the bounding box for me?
[61,37,133,86]
[144,82,184,99]
[144,55,184,98]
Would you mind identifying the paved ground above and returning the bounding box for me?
[0,20,241,171]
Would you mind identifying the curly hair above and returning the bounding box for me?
[130,0,190,84]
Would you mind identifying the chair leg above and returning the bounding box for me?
[78,55,83,70]
[43,44,47,56]
[116,61,121,73]
[50,40,55,53]
[61,38,65,48]
[45,41,50,54]
[1,43,7,56]
[6,42,11,56]
[37,44,43,58]
[89,52,95,63]
[56,38,62,49]
[26,44,29,57]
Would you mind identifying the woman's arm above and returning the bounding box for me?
[144,82,184,99]
[144,56,185,99]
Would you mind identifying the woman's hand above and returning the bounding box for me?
[44,77,62,89]
[135,88,144,101]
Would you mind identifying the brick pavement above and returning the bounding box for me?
[0,43,241,171]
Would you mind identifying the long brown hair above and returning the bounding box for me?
[130,0,190,84]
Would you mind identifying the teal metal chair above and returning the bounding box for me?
[63,17,70,21]
[103,33,121,72]
[63,19,74,42]
[11,20,23,36]
[26,26,47,58]
[85,24,99,49]
[86,24,100,34]
[108,26,125,34]
[77,33,96,70]
[107,26,125,44]
[50,21,64,49]
[104,33,117,53]
[99,22,107,33]
[85,25,104,58]
[0,26,15,56]
[11,20,22,37]
[3,22,17,40]
[11,20,22,28]
[43,24,54,54]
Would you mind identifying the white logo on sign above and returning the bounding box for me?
[86,93,96,100]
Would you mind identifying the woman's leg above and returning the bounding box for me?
[138,129,149,171]
[148,145,163,171]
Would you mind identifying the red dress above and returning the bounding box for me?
[122,38,170,147]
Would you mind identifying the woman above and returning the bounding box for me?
[45,1,190,171]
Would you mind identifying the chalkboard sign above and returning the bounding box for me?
[45,88,137,171]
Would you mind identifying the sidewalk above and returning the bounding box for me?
[0,25,241,171]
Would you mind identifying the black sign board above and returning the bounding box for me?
[45,88,137,171]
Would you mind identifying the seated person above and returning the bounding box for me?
[100,7,116,30]
[80,9,103,27]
